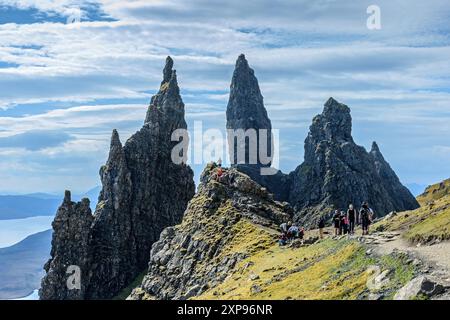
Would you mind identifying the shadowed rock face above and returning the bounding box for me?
[226,54,272,167]
[288,98,419,226]
[40,57,195,300]
[40,191,93,300]
[129,164,291,300]
[224,56,418,225]
[226,54,289,200]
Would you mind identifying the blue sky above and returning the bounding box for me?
[0,0,449,194]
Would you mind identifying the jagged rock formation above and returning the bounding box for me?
[129,164,291,300]
[128,165,436,301]
[40,57,195,300]
[226,54,272,167]
[288,98,419,226]
[224,55,417,223]
[226,54,289,200]
[40,191,93,300]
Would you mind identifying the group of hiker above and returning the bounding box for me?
[210,161,375,242]
[330,202,374,236]
[278,221,305,246]
[279,202,375,245]
[324,202,374,237]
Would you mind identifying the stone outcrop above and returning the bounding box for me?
[226,54,289,201]
[288,98,419,226]
[224,55,418,225]
[40,57,195,300]
[128,164,291,300]
[226,54,272,167]
[40,191,93,300]
[394,276,445,300]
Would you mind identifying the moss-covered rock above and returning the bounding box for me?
[129,165,419,300]
[129,166,291,300]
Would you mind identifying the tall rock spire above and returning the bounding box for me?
[225,55,290,200]
[162,56,174,84]
[226,54,272,167]
[40,193,93,300]
[289,98,419,226]
[40,57,195,300]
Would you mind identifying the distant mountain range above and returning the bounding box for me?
[0,229,52,299]
[0,186,100,220]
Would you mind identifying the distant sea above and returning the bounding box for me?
[12,289,39,300]
[0,216,54,248]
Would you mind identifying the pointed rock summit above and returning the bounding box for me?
[162,56,174,83]
[226,54,272,167]
[40,57,195,300]
[226,55,289,200]
[288,98,419,226]
[129,164,291,300]
[40,191,93,300]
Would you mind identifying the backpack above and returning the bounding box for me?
[361,208,370,221]
[318,217,325,228]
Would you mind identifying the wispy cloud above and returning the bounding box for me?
[0,0,449,193]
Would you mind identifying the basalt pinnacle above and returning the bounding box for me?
[226,54,272,167]
[225,55,290,200]
[129,164,291,300]
[288,97,419,226]
[40,57,195,300]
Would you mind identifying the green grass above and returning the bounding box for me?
[374,193,450,244]
[404,204,450,243]
[196,238,415,300]
[417,178,450,206]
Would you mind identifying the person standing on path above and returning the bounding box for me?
[347,204,356,235]
[332,210,341,236]
[318,216,325,239]
[359,202,373,235]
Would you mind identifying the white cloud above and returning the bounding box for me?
[0,0,449,192]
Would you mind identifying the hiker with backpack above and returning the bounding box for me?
[359,202,373,235]
[299,227,305,240]
[347,204,356,235]
[287,224,300,240]
[279,221,292,246]
[280,221,292,235]
[318,216,325,239]
[215,167,224,182]
[332,210,341,236]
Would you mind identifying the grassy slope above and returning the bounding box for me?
[196,225,415,300]
[374,178,450,243]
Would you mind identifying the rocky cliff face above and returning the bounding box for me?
[288,98,419,226]
[129,164,291,300]
[224,56,417,223]
[128,164,433,301]
[40,57,195,300]
[226,54,289,201]
[40,191,93,300]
